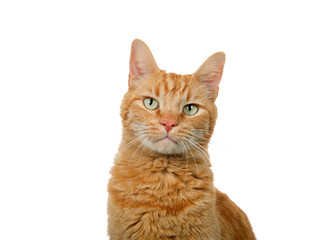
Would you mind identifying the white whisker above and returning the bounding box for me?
[181,141,189,182]
[127,137,148,180]
[185,138,211,181]
[191,130,240,159]
[183,139,199,179]
[114,135,146,160]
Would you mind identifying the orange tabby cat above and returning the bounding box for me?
[107,39,256,240]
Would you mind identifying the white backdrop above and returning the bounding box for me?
[1,1,335,239]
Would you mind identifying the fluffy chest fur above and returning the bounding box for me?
[108,148,222,239]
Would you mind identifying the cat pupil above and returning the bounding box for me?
[149,98,153,105]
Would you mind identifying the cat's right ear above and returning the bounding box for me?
[128,39,160,88]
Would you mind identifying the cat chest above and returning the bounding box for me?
[113,204,220,239]
[109,186,220,239]
[109,162,219,238]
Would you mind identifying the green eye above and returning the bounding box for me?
[183,104,198,116]
[144,98,159,110]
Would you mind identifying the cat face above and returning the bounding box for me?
[120,39,225,155]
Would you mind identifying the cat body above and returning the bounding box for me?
[107,40,256,240]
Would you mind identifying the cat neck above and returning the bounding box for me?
[109,138,216,216]
[113,137,213,183]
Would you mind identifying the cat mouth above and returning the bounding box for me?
[148,135,183,154]
[155,136,178,145]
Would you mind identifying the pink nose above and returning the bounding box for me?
[160,118,178,133]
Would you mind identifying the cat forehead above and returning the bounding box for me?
[152,72,191,92]
[139,72,207,100]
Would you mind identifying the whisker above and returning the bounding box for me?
[190,131,240,159]
[185,138,211,181]
[110,129,147,142]
[138,138,149,167]
[114,135,146,160]
[120,130,147,140]
[127,137,148,180]
[189,133,209,142]
[192,129,214,134]
[183,139,199,179]
[181,141,189,182]
[188,138,210,157]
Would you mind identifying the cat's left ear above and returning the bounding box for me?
[192,52,225,100]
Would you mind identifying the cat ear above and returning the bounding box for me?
[192,52,225,99]
[129,39,160,88]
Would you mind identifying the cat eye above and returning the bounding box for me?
[144,98,159,110]
[183,104,198,116]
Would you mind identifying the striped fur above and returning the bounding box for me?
[107,39,256,240]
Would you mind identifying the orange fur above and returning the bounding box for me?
[107,39,256,239]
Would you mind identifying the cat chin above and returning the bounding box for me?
[145,139,184,155]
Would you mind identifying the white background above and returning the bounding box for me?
[1,1,335,239]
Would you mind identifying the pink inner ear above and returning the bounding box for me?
[129,56,141,78]
[130,61,144,78]
[203,72,222,89]
[128,39,160,83]
[193,52,225,98]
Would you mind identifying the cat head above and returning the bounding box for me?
[120,39,225,155]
